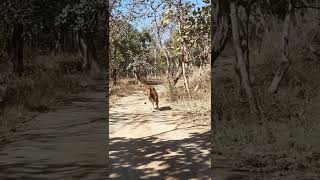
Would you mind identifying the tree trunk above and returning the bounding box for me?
[230,1,260,119]
[5,34,12,60]
[112,69,117,86]
[182,61,191,98]
[134,71,145,84]
[233,60,242,98]
[70,31,75,54]
[211,0,231,64]
[10,23,24,76]
[162,46,171,78]
[55,32,61,54]
[234,3,252,99]
[173,59,183,86]
[86,36,101,73]
[238,4,250,76]
[211,0,230,145]
[78,32,100,74]
[152,7,171,79]
[269,0,293,93]
[182,43,191,98]
[78,33,90,72]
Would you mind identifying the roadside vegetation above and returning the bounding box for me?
[0,1,107,139]
[212,0,320,176]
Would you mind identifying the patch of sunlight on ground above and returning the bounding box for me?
[109,173,121,178]
[136,160,169,171]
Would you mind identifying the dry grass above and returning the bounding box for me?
[109,78,146,107]
[0,54,90,133]
[164,67,211,125]
[213,19,320,173]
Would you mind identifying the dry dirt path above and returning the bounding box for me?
[109,84,211,180]
[0,80,107,180]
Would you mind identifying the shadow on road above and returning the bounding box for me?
[109,131,210,180]
[159,106,172,111]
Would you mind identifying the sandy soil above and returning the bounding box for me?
[109,84,211,180]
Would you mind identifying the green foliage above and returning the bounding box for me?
[55,0,98,34]
[0,0,32,25]
[0,0,108,53]
[164,0,211,66]
[126,57,153,74]
[0,0,32,48]
[111,20,155,75]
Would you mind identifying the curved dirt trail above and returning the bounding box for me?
[0,80,107,180]
[109,85,211,180]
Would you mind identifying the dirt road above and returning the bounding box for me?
[109,85,211,180]
[0,81,107,180]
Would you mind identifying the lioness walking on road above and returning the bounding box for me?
[144,86,159,111]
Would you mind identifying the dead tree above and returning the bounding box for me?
[173,59,183,86]
[211,0,231,64]
[77,32,100,73]
[211,0,231,141]
[230,1,260,120]
[181,42,191,98]
[269,0,293,93]
[9,23,24,76]
[233,1,254,98]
